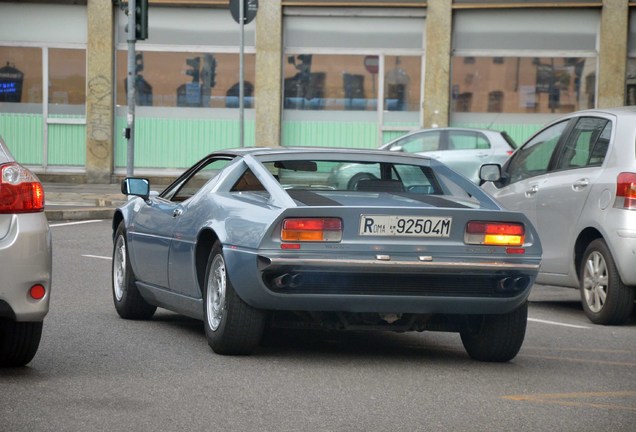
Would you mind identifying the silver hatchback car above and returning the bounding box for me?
[0,137,52,366]
[481,107,636,325]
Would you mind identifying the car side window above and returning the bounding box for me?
[506,120,569,184]
[448,131,490,150]
[554,117,611,170]
[162,158,231,202]
[398,131,441,153]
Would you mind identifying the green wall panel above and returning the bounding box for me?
[47,123,86,166]
[115,116,255,170]
[0,113,44,165]
[282,121,378,148]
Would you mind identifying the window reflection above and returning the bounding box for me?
[627,58,636,106]
[0,47,42,108]
[116,50,255,108]
[451,57,596,114]
[49,48,86,115]
[282,54,421,113]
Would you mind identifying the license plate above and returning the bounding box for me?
[359,215,452,237]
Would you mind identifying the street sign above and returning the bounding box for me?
[230,0,258,25]
[364,56,379,74]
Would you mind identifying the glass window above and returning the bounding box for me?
[627,10,636,105]
[448,131,489,150]
[451,57,596,115]
[394,131,441,153]
[116,51,255,108]
[554,117,610,170]
[163,158,232,202]
[0,47,42,108]
[506,120,569,183]
[49,48,86,116]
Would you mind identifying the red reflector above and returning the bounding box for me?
[281,243,301,250]
[29,284,46,300]
[506,247,526,255]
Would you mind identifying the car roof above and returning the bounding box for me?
[214,146,436,161]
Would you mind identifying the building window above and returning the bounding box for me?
[487,90,503,112]
[49,48,86,115]
[0,46,42,107]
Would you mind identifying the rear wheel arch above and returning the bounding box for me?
[574,228,602,281]
[196,229,219,296]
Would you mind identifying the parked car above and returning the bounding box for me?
[113,147,541,362]
[481,107,636,325]
[0,137,52,367]
[380,127,517,184]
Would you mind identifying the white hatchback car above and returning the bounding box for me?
[382,127,517,184]
[0,137,52,366]
[481,107,636,325]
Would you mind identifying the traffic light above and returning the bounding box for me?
[135,53,144,74]
[186,57,201,83]
[202,54,217,88]
[135,0,148,40]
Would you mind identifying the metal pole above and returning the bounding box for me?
[239,0,245,147]
[126,0,137,176]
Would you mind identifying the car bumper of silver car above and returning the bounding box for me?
[224,248,540,315]
[0,213,52,322]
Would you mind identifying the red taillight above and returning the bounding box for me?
[616,172,636,210]
[0,163,44,213]
[465,221,525,246]
[281,218,342,242]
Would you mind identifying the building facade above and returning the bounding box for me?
[0,0,633,182]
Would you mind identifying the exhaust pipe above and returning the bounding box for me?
[273,273,303,289]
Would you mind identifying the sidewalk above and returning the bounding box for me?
[44,182,127,221]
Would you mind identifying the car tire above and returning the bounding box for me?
[579,239,635,325]
[460,302,527,362]
[112,222,156,320]
[203,242,265,355]
[0,320,42,367]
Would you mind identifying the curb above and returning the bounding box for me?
[45,207,116,221]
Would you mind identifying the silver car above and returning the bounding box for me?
[0,137,52,366]
[481,107,636,325]
[382,127,517,184]
[113,147,542,362]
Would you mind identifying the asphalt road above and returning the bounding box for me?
[1,219,635,431]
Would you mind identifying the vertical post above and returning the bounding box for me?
[239,0,245,147]
[126,0,137,176]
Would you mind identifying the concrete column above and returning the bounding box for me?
[597,0,629,108]
[422,0,452,128]
[255,0,282,147]
[85,0,114,183]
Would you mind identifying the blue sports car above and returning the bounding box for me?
[112,147,542,361]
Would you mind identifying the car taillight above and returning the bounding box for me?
[465,221,525,247]
[616,172,636,210]
[281,218,342,242]
[0,163,45,213]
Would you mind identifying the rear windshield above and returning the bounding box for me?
[260,159,476,203]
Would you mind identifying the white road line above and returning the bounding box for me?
[528,317,591,329]
[82,254,112,260]
[50,220,104,227]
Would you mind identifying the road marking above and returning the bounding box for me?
[501,391,636,412]
[82,254,112,260]
[50,220,104,227]
[528,317,590,329]
[522,354,636,367]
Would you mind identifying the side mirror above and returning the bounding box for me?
[479,164,502,183]
[121,177,150,200]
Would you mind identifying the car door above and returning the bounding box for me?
[532,117,612,276]
[482,119,571,241]
[435,130,494,182]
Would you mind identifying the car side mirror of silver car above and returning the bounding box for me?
[121,177,150,200]
[479,164,502,183]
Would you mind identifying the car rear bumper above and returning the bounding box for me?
[0,213,52,322]
[224,248,540,315]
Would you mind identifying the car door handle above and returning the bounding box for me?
[573,178,589,191]
[525,184,539,197]
[173,208,183,218]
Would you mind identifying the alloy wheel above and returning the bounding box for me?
[582,251,608,313]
